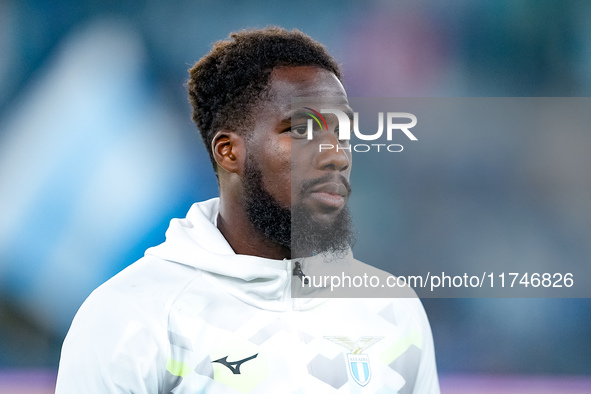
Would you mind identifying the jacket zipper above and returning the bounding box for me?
[292,261,309,285]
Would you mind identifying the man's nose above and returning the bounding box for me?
[315,131,350,171]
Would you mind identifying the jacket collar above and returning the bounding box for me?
[146,198,354,311]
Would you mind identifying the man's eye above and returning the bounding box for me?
[334,126,350,143]
[290,125,308,138]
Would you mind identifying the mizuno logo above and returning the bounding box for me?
[211,353,258,375]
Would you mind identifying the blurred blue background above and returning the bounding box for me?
[1,0,590,391]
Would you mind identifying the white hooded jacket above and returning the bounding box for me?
[56,198,440,393]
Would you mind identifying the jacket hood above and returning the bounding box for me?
[145,198,355,311]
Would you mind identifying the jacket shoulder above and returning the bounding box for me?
[56,256,200,393]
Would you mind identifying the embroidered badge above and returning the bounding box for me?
[324,336,383,387]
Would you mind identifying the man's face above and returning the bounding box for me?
[242,66,354,257]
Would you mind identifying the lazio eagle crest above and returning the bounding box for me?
[324,336,383,387]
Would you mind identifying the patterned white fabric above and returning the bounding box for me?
[56,198,439,393]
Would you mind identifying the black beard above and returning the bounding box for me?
[242,157,354,258]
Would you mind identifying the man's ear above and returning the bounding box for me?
[212,130,245,174]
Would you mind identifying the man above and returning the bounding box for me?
[56,27,439,393]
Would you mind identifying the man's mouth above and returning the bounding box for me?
[307,182,349,208]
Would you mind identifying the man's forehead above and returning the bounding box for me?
[268,66,346,101]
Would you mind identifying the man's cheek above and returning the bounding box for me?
[291,178,306,204]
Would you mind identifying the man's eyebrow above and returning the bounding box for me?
[278,109,309,126]
[290,109,311,119]
[285,108,355,123]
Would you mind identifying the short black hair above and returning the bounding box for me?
[187,27,342,171]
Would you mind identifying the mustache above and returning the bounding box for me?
[298,173,352,197]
